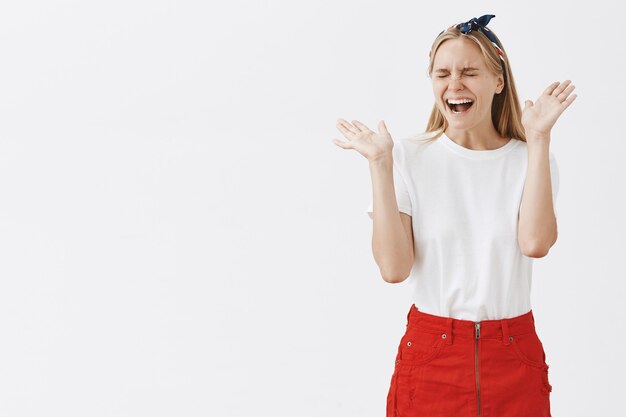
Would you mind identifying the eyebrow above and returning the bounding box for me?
[434,67,481,73]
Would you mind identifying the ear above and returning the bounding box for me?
[496,74,505,94]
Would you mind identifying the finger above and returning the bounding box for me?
[551,80,572,97]
[558,84,576,101]
[561,94,578,110]
[352,120,372,133]
[337,118,357,133]
[524,100,533,110]
[378,120,389,134]
[332,138,353,149]
[336,119,359,135]
[543,81,561,96]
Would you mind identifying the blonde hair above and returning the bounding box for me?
[418,24,526,143]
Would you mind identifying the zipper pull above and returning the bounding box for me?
[475,322,481,339]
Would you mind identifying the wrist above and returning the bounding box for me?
[525,129,551,142]
[368,153,393,167]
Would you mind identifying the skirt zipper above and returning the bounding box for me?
[475,321,481,417]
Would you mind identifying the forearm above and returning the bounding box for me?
[518,136,558,257]
[369,156,414,282]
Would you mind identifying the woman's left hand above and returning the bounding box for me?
[522,80,578,139]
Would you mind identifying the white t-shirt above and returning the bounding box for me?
[367,130,559,321]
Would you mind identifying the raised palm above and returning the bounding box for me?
[522,80,577,138]
[333,119,394,161]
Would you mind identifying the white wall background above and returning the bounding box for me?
[0,1,623,416]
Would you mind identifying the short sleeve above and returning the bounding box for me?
[549,151,560,218]
[366,145,413,219]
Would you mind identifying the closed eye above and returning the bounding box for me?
[437,74,476,78]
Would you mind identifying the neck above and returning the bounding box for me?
[444,123,508,150]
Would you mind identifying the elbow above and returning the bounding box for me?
[382,272,410,284]
[520,241,553,258]
[381,265,412,284]
[374,252,415,284]
[520,231,558,258]
[522,246,549,258]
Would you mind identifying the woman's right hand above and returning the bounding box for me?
[333,119,394,162]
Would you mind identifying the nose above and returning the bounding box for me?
[448,75,464,89]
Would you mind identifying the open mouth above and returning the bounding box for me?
[446,99,474,114]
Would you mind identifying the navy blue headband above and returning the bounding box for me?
[431,14,507,79]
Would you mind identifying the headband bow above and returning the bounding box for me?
[456,14,505,63]
[430,14,507,80]
[458,14,496,36]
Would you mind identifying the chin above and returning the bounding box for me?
[446,118,473,127]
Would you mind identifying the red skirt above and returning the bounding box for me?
[387,304,553,417]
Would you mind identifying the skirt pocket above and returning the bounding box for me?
[397,323,447,366]
[507,331,548,369]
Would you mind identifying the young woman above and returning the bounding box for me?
[332,14,576,417]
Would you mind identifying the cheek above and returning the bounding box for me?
[432,80,445,89]
[432,83,446,99]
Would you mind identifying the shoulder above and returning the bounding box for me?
[510,139,558,161]
[404,129,442,144]
[394,130,441,156]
